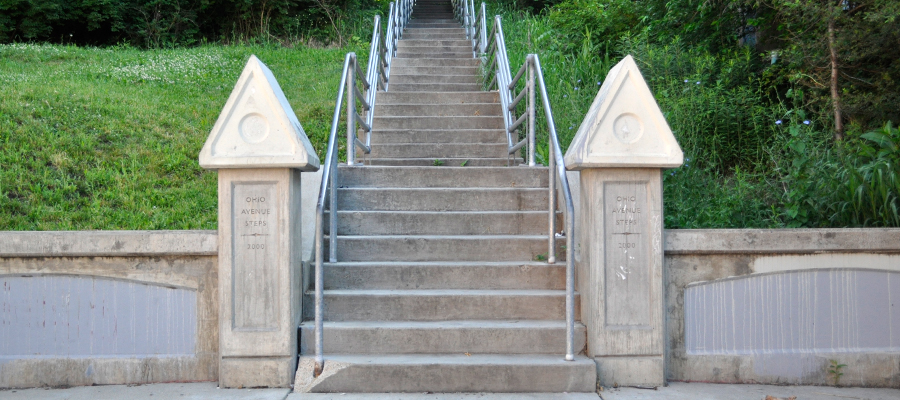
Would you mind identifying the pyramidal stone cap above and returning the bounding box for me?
[199,55,320,170]
[564,55,683,170]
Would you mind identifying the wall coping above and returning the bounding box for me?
[665,228,900,254]
[0,230,218,257]
[1,228,897,257]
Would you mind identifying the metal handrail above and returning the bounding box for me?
[462,2,578,362]
[313,0,412,376]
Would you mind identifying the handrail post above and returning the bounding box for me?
[479,2,487,54]
[527,56,536,167]
[347,54,357,166]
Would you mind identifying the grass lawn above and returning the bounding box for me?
[1,43,361,230]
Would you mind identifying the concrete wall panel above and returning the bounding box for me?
[665,229,900,388]
[685,269,900,355]
[1,275,196,358]
[0,231,218,388]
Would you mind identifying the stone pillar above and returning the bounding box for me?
[564,55,683,387]
[199,56,320,388]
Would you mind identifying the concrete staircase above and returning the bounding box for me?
[295,0,596,393]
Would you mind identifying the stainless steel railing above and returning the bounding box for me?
[313,0,413,376]
[454,1,577,362]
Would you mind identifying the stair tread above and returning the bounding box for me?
[330,210,553,214]
[309,353,594,365]
[318,289,571,295]
[300,320,583,328]
[323,260,564,266]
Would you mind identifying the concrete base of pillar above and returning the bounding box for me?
[595,356,664,387]
[220,357,295,388]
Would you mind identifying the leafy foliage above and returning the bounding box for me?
[0,0,387,47]
[490,0,900,227]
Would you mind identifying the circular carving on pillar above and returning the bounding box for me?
[612,113,643,144]
[239,113,269,144]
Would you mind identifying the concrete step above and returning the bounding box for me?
[396,45,472,54]
[390,82,481,92]
[412,11,455,16]
[326,211,553,235]
[374,116,502,130]
[389,65,479,76]
[395,52,472,60]
[337,166,548,188]
[390,74,478,85]
[329,235,560,262]
[411,12,455,18]
[391,58,479,67]
[294,393,601,399]
[296,354,596,393]
[298,320,586,354]
[408,18,457,24]
[404,28,465,34]
[370,129,505,144]
[377,91,497,104]
[305,289,577,320]
[368,143,506,158]
[362,157,523,166]
[405,23,460,28]
[402,32,467,40]
[374,103,500,117]
[321,261,565,290]
[337,187,549,211]
[397,39,471,47]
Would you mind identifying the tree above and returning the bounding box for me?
[771,0,900,140]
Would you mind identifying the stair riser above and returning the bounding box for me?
[389,66,478,76]
[405,24,460,29]
[407,18,458,24]
[370,129,505,144]
[401,33,467,40]
[390,74,479,85]
[368,143,506,158]
[299,324,586,354]
[326,211,552,235]
[337,166,548,188]
[396,45,472,53]
[395,52,472,59]
[305,292,578,321]
[411,11,455,16]
[397,40,471,47]
[410,12,455,18]
[373,103,500,117]
[338,188,549,211]
[330,236,561,262]
[374,116,502,129]
[363,158,522,166]
[377,91,497,104]
[322,263,564,290]
[389,83,481,91]
[391,58,479,67]
[297,355,596,393]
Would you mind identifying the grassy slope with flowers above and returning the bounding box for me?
[0,43,361,230]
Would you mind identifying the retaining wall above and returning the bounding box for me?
[665,229,900,388]
[2,228,898,388]
[0,231,218,388]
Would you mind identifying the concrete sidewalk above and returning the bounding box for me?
[599,382,900,400]
[2,382,900,400]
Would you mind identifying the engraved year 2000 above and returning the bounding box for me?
[247,244,266,250]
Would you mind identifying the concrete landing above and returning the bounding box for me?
[598,382,900,400]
